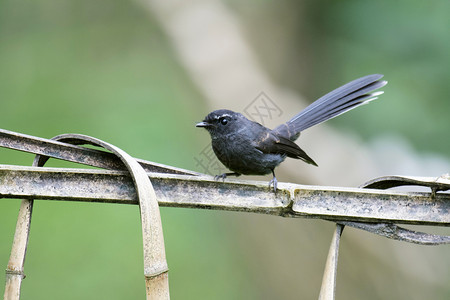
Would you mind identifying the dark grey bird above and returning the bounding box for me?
[196,74,387,191]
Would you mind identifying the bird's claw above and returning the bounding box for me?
[214,173,227,181]
[269,176,278,193]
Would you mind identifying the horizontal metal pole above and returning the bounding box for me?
[0,165,448,226]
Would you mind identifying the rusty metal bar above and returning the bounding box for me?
[1,164,449,226]
[0,128,199,176]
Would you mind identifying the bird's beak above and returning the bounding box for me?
[195,121,211,128]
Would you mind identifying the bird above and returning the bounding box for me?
[196,74,387,191]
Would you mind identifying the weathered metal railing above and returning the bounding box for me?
[1,128,449,299]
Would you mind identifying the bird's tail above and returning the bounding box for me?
[273,74,387,141]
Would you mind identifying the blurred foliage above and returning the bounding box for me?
[232,0,450,156]
[0,1,254,299]
[0,0,449,299]
[306,0,450,156]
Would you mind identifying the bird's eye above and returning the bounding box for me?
[220,117,228,125]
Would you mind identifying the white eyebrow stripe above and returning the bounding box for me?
[214,114,232,119]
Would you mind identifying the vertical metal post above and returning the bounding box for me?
[318,224,345,300]
[4,200,33,300]
[4,152,46,299]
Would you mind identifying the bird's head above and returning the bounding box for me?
[196,109,246,138]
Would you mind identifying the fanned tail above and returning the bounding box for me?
[273,74,387,141]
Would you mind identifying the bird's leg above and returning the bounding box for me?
[269,169,278,192]
[214,172,241,181]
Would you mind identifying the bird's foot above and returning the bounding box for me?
[269,176,278,193]
[214,172,240,182]
[214,173,228,181]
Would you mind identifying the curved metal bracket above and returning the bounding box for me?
[347,175,450,245]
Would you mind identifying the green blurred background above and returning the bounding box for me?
[1,0,449,299]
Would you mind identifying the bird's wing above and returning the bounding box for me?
[254,132,318,166]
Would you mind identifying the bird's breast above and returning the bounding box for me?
[211,133,285,175]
